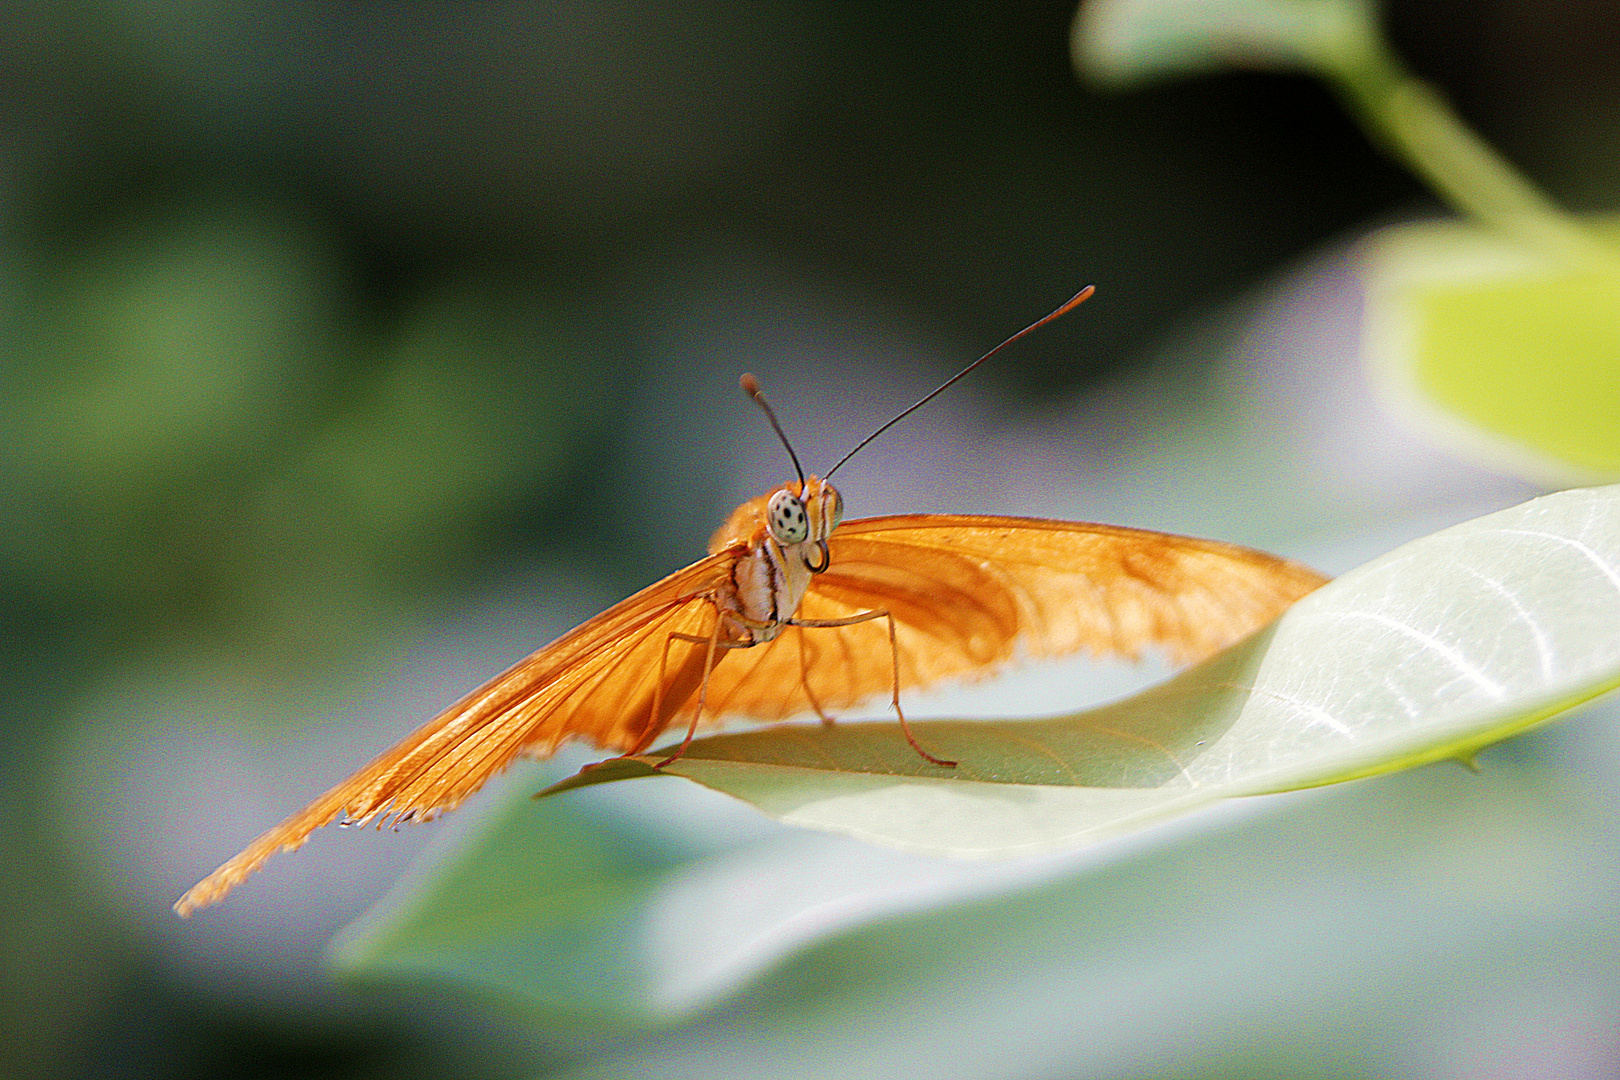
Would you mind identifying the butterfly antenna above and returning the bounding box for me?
[825,285,1095,478]
[740,373,807,488]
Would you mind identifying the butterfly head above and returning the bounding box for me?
[767,476,842,547]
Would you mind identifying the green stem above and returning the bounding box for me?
[1321,21,1617,268]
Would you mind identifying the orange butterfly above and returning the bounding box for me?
[174,287,1327,916]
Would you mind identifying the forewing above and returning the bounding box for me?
[175,554,735,915]
[696,514,1328,720]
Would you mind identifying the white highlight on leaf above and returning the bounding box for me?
[1336,610,1506,699]
[1496,528,1620,599]
[1456,564,1556,680]
[1247,686,1353,737]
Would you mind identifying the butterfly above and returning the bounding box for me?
[174,286,1328,916]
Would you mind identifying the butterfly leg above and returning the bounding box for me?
[622,609,744,763]
[794,627,837,727]
[653,614,734,769]
[789,611,956,768]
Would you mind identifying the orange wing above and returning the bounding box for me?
[175,553,737,915]
[695,514,1328,720]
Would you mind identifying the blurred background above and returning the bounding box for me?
[2,1,1617,1077]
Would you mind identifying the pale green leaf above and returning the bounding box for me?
[1362,217,1620,484]
[334,487,1620,1023]
[542,743,1620,1078]
[551,485,1620,854]
[1072,0,1373,89]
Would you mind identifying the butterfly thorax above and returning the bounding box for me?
[709,476,844,645]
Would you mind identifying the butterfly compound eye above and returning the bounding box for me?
[766,489,810,544]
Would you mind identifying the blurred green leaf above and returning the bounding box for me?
[540,748,1620,1078]
[11,201,338,500]
[330,768,772,1027]
[337,788,652,1025]
[0,201,344,605]
[1072,0,1373,89]
[247,275,604,575]
[1362,217,1620,484]
[552,486,1620,852]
